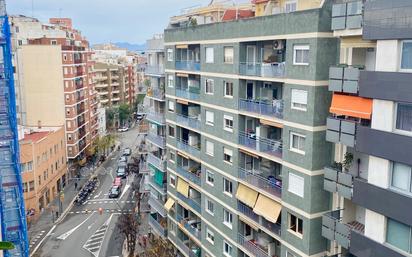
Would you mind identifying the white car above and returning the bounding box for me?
[118,127,129,132]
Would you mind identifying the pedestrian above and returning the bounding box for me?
[74,182,78,190]
[55,211,59,218]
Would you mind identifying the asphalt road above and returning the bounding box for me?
[35,128,143,257]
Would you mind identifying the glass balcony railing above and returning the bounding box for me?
[148,176,167,194]
[146,132,166,148]
[169,234,200,257]
[148,195,167,217]
[239,62,285,78]
[323,166,354,200]
[239,98,284,119]
[175,88,200,101]
[175,60,201,71]
[146,65,165,75]
[147,153,166,172]
[176,166,201,186]
[176,139,201,159]
[176,214,201,239]
[146,88,165,101]
[238,132,283,158]
[238,233,269,257]
[238,168,282,199]
[146,110,166,125]
[176,192,201,214]
[176,114,201,130]
[149,215,167,237]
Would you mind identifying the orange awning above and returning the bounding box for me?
[330,93,372,120]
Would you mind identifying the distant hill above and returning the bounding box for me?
[113,42,146,52]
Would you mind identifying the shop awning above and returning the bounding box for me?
[164,198,176,211]
[253,194,281,224]
[330,93,373,120]
[177,178,190,198]
[235,183,259,208]
[260,118,283,128]
[176,44,188,49]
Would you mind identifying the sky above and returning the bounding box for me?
[7,0,211,44]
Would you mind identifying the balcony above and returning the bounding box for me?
[146,111,166,125]
[148,176,167,194]
[146,65,165,76]
[350,230,407,257]
[238,132,283,158]
[238,168,282,199]
[147,88,165,101]
[149,215,167,237]
[239,62,285,78]
[168,235,200,257]
[176,114,200,130]
[239,99,283,119]
[326,117,357,147]
[147,132,166,148]
[147,153,166,172]
[176,214,201,239]
[175,61,200,71]
[331,1,363,31]
[238,202,281,236]
[148,195,167,217]
[175,88,200,101]
[329,66,362,94]
[176,192,201,214]
[176,166,201,186]
[323,166,354,199]
[176,139,201,159]
[322,209,364,249]
[238,233,269,257]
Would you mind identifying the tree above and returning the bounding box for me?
[106,107,116,128]
[0,242,14,250]
[94,134,117,156]
[119,103,131,126]
[117,212,139,256]
[137,237,175,257]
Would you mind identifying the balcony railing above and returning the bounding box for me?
[148,195,167,217]
[148,176,167,194]
[237,201,281,236]
[169,234,200,257]
[147,153,166,171]
[176,114,201,130]
[146,65,165,75]
[149,215,167,237]
[146,110,166,125]
[176,214,201,239]
[176,139,201,159]
[329,66,362,94]
[238,233,269,257]
[239,62,285,78]
[176,192,201,214]
[176,166,201,186]
[239,98,284,119]
[146,132,166,148]
[147,88,165,101]
[238,132,283,158]
[326,117,357,147]
[175,88,200,101]
[175,60,201,71]
[239,168,282,199]
[323,166,354,199]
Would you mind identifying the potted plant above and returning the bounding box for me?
[343,152,354,171]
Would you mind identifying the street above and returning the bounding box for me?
[33,127,144,257]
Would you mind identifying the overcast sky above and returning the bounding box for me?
[7,0,210,44]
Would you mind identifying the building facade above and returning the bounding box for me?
[163,1,338,257]
[322,1,412,257]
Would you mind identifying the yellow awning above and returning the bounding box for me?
[176,73,189,77]
[177,99,189,105]
[236,183,259,208]
[164,198,175,211]
[177,151,189,159]
[253,194,281,224]
[177,178,190,198]
[260,118,283,128]
[176,44,188,49]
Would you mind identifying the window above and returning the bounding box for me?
[401,41,412,70]
[205,47,214,63]
[224,81,233,97]
[291,89,308,111]
[168,75,174,88]
[223,115,233,132]
[293,45,310,65]
[170,175,176,188]
[51,40,57,45]
[223,241,233,257]
[38,175,41,186]
[168,126,175,138]
[205,110,214,126]
[223,209,233,228]
[205,140,214,156]
[288,173,304,197]
[29,181,35,191]
[15,26,19,33]
[290,132,306,155]
[205,79,214,94]
[206,170,214,186]
[223,177,233,195]
[27,161,33,171]
[224,47,234,64]
[386,218,412,253]
[223,148,233,164]
[285,0,297,13]
[167,49,173,61]
[205,199,214,215]
[18,40,22,46]
[168,101,175,112]
[206,228,215,244]
[395,103,412,133]
[169,151,176,163]
[391,162,412,194]
[23,183,28,193]
[288,213,303,236]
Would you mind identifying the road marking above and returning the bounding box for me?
[56,212,96,240]
[119,184,130,199]
[83,214,114,257]
[94,191,102,199]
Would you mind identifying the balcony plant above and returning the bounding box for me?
[343,152,354,171]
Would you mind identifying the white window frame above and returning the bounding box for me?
[288,173,304,197]
[224,81,234,98]
[223,147,233,165]
[293,45,310,66]
[168,100,175,112]
[167,49,173,62]
[205,199,214,215]
[224,47,234,64]
[169,151,176,163]
[285,0,297,13]
[205,47,214,64]
[223,209,233,229]
[290,132,306,155]
[205,79,214,95]
[223,241,233,257]
[170,174,176,188]
[206,169,215,186]
[400,40,412,72]
[390,162,412,195]
[168,125,175,138]
[223,115,234,132]
[291,89,308,111]
[206,228,215,244]
[223,177,233,196]
[168,75,174,88]
[205,140,214,156]
[205,110,214,126]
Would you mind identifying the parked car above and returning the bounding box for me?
[117,167,126,178]
[118,126,129,132]
[119,156,127,163]
[123,148,131,156]
[113,177,122,187]
[136,114,144,121]
[109,186,121,198]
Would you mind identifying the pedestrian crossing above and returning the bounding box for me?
[68,209,134,215]
[84,200,136,205]
[83,217,111,257]
[29,230,45,250]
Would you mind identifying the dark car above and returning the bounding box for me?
[109,186,121,198]
[117,167,126,178]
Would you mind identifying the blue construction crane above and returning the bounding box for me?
[0,0,29,256]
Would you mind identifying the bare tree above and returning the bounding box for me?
[117,212,139,256]
[137,237,175,257]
